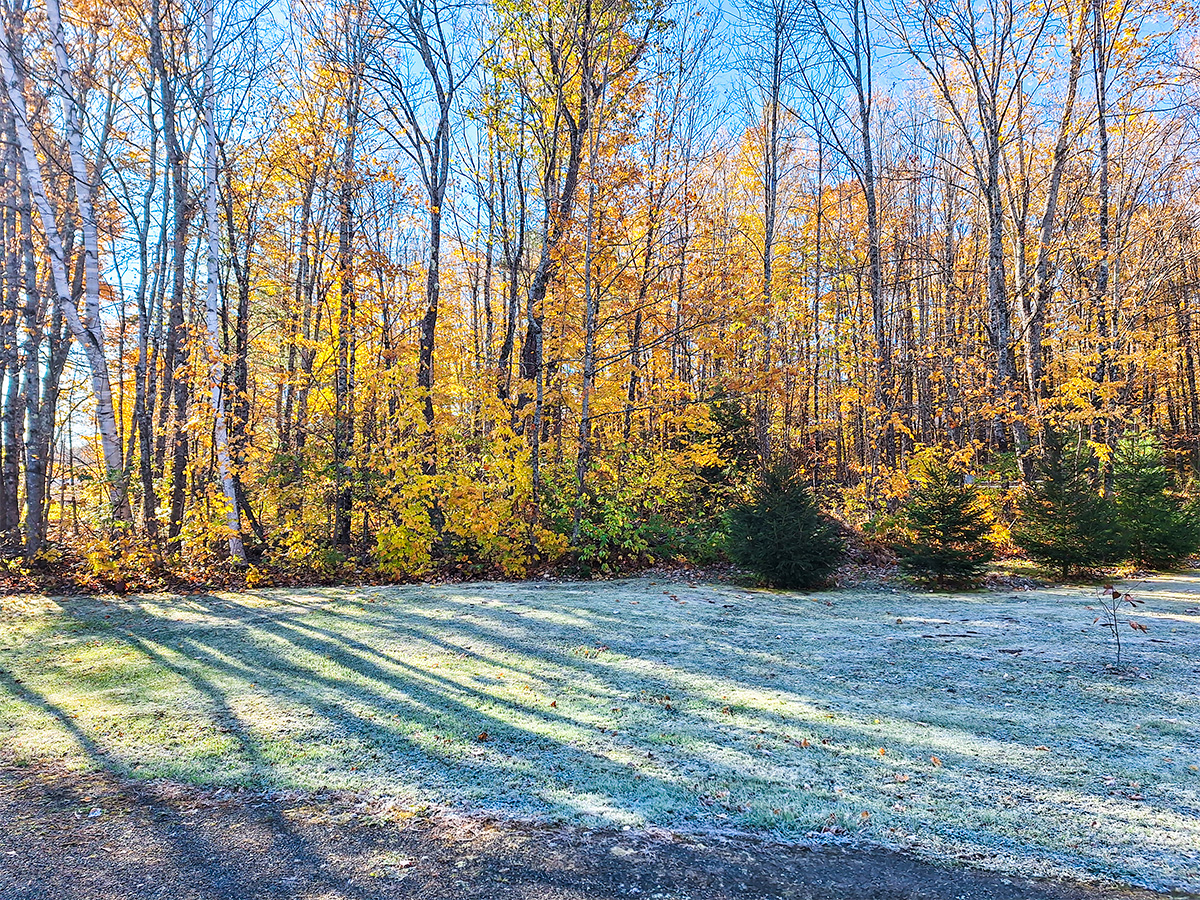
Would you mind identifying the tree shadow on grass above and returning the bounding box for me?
[3,580,1198,886]
[119,607,684,819]
[2,588,1118,814]
[33,588,809,823]
[0,668,374,900]
[128,594,995,818]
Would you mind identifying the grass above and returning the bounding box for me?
[1,576,1198,892]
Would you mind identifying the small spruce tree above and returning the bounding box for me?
[725,464,844,589]
[896,460,994,586]
[1112,432,1200,569]
[1013,435,1125,578]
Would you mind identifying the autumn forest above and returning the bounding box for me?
[2,0,1199,581]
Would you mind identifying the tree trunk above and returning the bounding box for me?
[1022,13,1084,407]
[1092,0,1112,433]
[202,1,246,565]
[0,10,128,530]
[149,0,193,550]
[417,201,441,477]
[334,78,360,548]
[0,112,22,541]
[573,141,601,542]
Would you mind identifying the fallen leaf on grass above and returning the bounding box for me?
[894,774,910,783]
[930,756,942,767]
[1035,745,1050,751]
[476,731,489,742]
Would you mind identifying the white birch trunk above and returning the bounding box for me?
[0,14,129,522]
[203,0,246,565]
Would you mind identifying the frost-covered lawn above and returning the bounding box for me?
[1,576,1198,891]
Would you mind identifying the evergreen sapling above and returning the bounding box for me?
[896,460,994,586]
[1013,436,1125,578]
[725,464,844,589]
[1112,433,1200,569]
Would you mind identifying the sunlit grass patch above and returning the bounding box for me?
[1,576,1199,891]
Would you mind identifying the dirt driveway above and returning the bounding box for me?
[0,763,1172,900]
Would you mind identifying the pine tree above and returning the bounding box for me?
[896,460,994,586]
[725,464,845,589]
[1013,436,1125,578]
[1112,433,1200,569]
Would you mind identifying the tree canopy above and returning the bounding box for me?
[0,0,1198,579]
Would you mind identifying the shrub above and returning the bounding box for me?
[725,464,844,588]
[895,459,994,586]
[438,427,565,577]
[375,520,433,579]
[1013,436,1125,578]
[1112,432,1200,569]
[76,535,170,592]
[546,451,698,574]
[557,482,676,573]
[267,529,344,577]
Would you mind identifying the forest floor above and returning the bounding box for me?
[0,576,1197,898]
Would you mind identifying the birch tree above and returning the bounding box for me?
[0,0,130,523]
